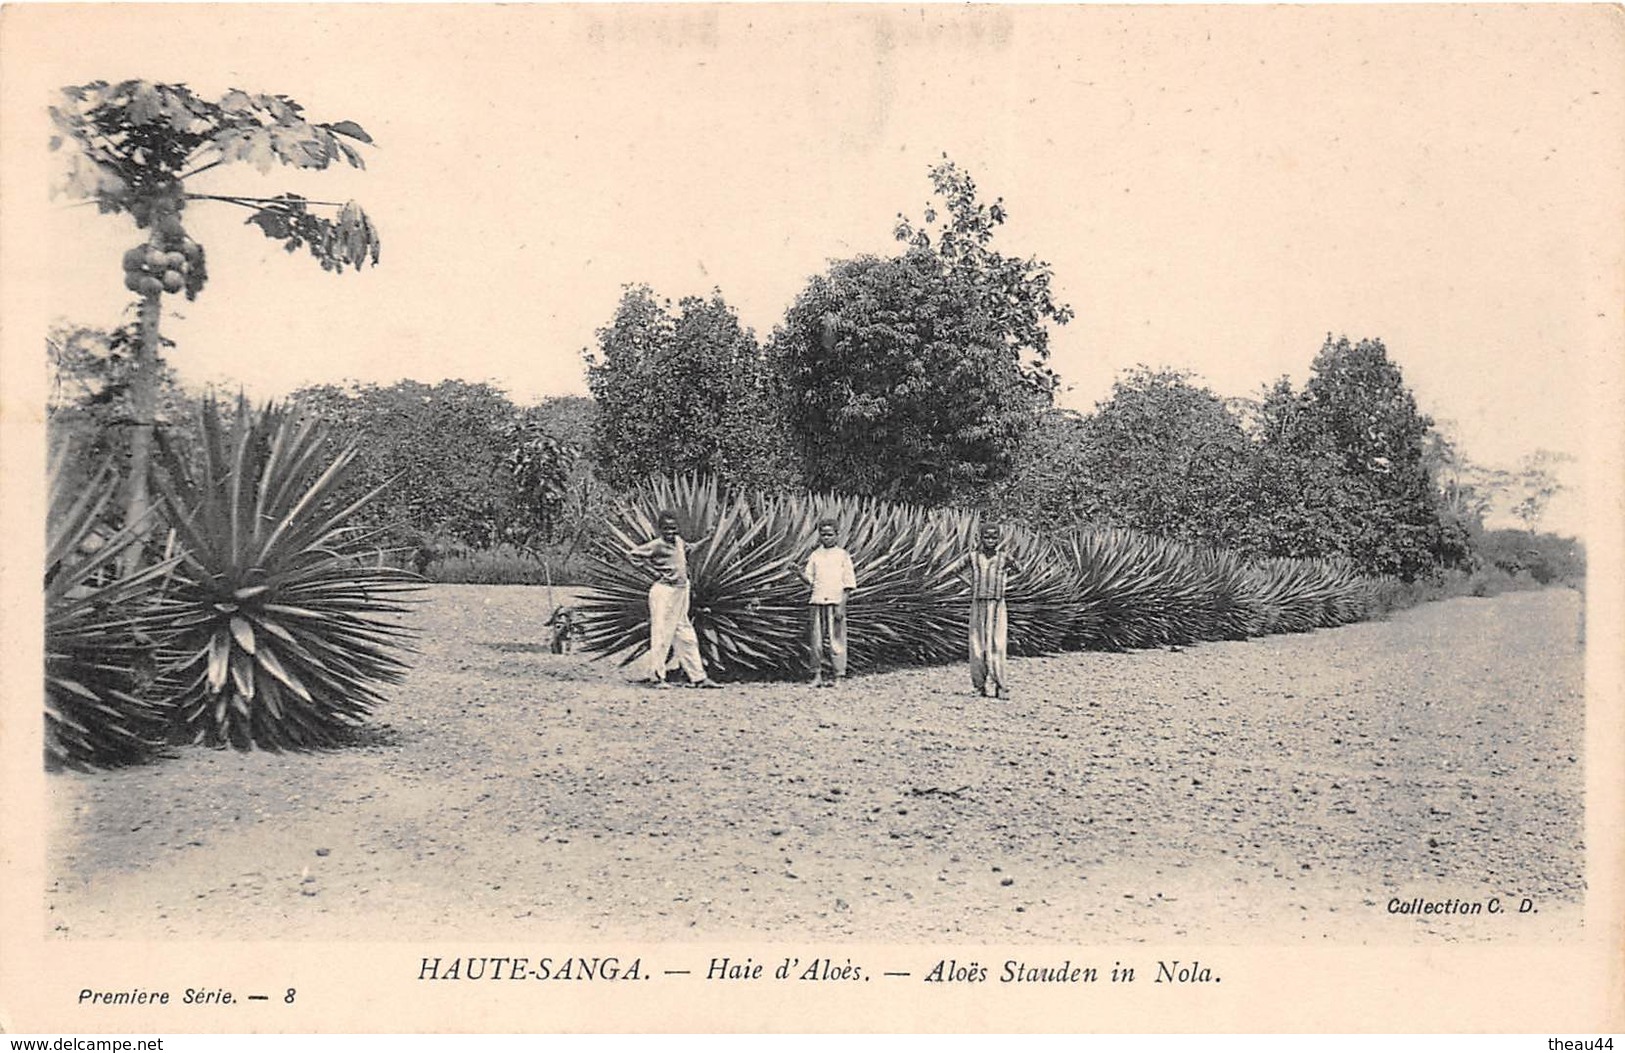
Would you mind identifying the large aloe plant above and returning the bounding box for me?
[577,475,803,676]
[45,445,179,769]
[1062,528,1210,651]
[152,397,420,749]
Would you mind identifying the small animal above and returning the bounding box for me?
[545,605,583,654]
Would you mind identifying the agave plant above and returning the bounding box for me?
[1244,557,1370,634]
[1323,560,1375,625]
[151,397,420,750]
[1188,547,1259,642]
[578,474,797,676]
[45,445,179,770]
[1064,529,1297,650]
[999,534,1076,657]
[1062,529,1194,650]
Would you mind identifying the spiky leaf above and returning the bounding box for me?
[44,444,179,769]
[152,396,420,750]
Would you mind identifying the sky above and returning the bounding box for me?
[14,4,1623,537]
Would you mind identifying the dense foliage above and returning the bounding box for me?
[287,381,591,564]
[1475,529,1585,585]
[47,322,199,517]
[1255,337,1471,578]
[984,408,1094,532]
[1071,368,1258,549]
[992,345,1477,581]
[44,446,179,769]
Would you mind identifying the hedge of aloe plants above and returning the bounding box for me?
[578,475,1382,678]
[44,398,420,769]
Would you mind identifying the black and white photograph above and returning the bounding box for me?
[1,3,1621,1036]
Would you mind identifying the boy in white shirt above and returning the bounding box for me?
[795,518,857,688]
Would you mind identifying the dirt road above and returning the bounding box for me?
[46,587,1586,944]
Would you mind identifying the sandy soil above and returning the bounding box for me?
[46,586,1586,944]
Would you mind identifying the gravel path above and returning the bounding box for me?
[46,586,1586,944]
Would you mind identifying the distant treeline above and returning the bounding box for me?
[48,158,1580,588]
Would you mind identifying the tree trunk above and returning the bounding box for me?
[121,289,162,571]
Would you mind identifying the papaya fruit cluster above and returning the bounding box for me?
[120,185,206,299]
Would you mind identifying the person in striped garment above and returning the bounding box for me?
[954,522,1022,699]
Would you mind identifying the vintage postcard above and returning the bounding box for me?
[1,3,1621,1035]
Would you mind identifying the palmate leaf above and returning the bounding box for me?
[152,396,420,750]
[244,196,381,274]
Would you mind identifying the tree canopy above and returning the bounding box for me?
[991,345,1478,581]
[286,381,523,555]
[1072,367,1259,550]
[51,81,380,274]
[585,285,791,493]
[1251,337,1471,578]
[772,158,1072,506]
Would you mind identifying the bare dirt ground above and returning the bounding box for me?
[46,586,1586,944]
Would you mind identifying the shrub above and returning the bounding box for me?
[1476,529,1585,586]
[428,544,589,586]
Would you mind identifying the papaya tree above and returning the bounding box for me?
[49,80,381,556]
